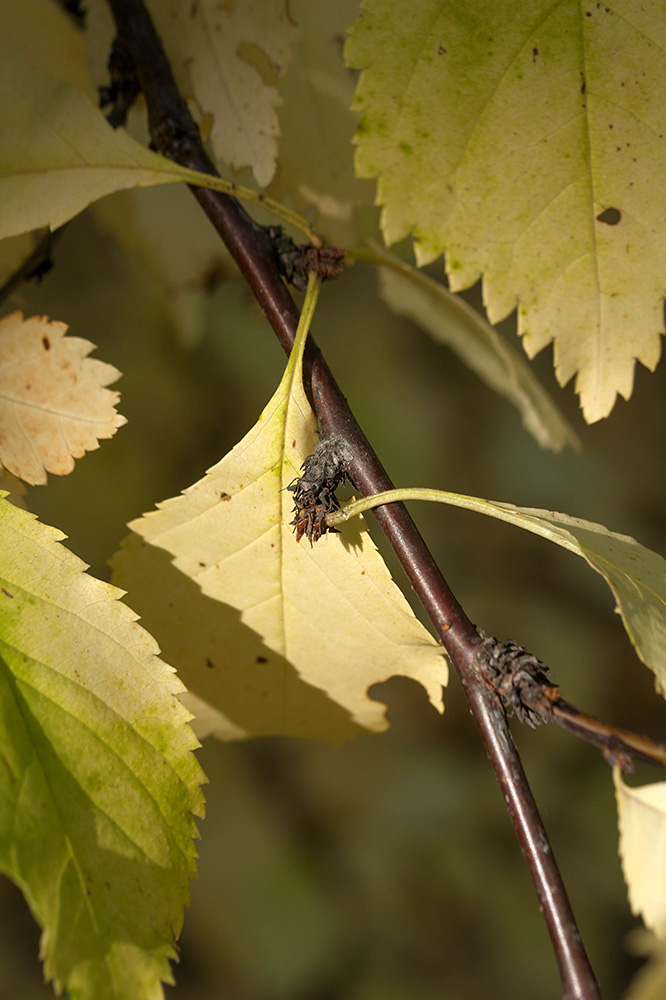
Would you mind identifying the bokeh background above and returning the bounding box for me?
[2,184,665,999]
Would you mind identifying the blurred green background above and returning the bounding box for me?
[2,190,665,999]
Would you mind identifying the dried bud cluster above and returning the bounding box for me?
[269,227,345,291]
[475,635,559,728]
[289,436,353,544]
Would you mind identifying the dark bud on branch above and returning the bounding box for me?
[289,436,353,544]
[475,636,558,729]
[269,227,345,291]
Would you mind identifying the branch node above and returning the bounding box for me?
[289,436,352,544]
[475,635,559,728]
[269,227,345,291]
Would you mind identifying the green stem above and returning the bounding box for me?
[291,271,321,371]
[327,488,581,557]
[172,167,320,245]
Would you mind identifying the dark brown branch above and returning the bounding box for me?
[105,3,601,997]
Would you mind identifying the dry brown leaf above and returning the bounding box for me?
[0,312,126,485]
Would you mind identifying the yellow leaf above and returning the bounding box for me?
[615,769,666,940]
[113,282,445,742]
[0,312,126,485]
[151,0,299,187]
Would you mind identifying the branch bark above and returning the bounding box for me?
[105,3,601,997]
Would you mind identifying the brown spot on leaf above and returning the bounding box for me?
[596,207,622,225]
[205,657,215,669]
[256,656,268,664]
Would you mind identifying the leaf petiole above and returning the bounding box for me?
[181,170,321,245]
[326,488,581,555]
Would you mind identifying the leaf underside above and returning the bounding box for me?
[346,0,666,421]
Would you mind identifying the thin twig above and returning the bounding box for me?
[105,3,600,996]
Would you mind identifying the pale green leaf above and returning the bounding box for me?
[361,243,579,452]
[346,0,666,421]
[112,288,445,744]
[0,40,258,241]
[0,312,127,485]
[332,490,666,691]
[615,770,666,940]
[0,497,205,999]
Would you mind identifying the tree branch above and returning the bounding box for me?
[105,3,601,997]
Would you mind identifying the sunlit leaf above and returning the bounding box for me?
[615,770,666,940]
[112,282,445,743]
[346,0,666,421]
[0,312,126,485]
[0,496,204,999]
[362,244,579,452]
